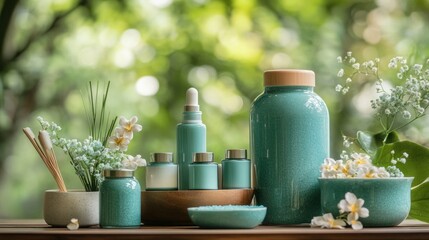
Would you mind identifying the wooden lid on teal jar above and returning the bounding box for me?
[151,152,174,163]
[264,69,315,87]
[225,149,247,159]
[193,152,214,163]
[103,169,134,178]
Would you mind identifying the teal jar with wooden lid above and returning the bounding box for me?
[250,69,329,224]
[189,152,218,190]
[100,169,141,228]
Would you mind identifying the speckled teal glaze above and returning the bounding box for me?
[177,111,206,190]
[250,86,329,224]
[189,162,218,190]
[100,176,141,228]
[222,159,251,189]
[319,177,413,227]
[188,205,267,229]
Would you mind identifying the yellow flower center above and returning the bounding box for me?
[124,124,133,132]
[115,137,126,145]
[350,203,358,213]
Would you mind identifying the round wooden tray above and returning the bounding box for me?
[141,189,254,225]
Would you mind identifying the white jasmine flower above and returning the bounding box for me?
[403,152,409,158]
[351,153,371,166]
[67,218,79,231]
[346,78,352,83]
[349,57,356,64]
[119,116,143,139]
[337,56,342,63]
[122,154,147,169]
[347,214,363,230]
[347,51,352,57]
[108,128,131,151]
[311,213,346,229]
[337,69,344,77]
[352,63,360,70]
[356,166,379,178]
[338,192,369,220]
[391,159,397,165]
[377,167,390,178]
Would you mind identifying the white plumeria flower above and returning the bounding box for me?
[338,192,369,220]
[377,167,390,178]
[351,153,372,166]
[122,154,147,169]
[67,218,79,231]
[119,116,142,139]
[108,128,131,151]
[311,213,346,229]
[347,214,363,230]
[356,166,380,178]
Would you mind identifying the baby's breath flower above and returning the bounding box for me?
[337,56,342,63]
[335,84,343,92]
[352,63,360,70]
[402,110,411,119]
[337,69,344,77]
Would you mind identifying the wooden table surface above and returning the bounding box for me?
[1,219,429,240]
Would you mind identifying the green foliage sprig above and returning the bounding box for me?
[83,81,117,147]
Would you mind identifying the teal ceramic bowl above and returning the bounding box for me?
[188,205,267,229]
[319,177,413,227]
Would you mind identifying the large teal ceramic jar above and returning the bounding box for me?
[250,69,329,224]
[100,169,141,228]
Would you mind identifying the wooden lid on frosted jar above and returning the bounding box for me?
[264,69,315,87]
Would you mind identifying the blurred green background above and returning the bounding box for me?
[2,0,429,218]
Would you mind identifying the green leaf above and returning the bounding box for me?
[357,131,400,157]
[373,141,429,187]
[410,180,429,223]
[357,131,378,156]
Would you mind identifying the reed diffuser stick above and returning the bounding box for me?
[23,128,67,192]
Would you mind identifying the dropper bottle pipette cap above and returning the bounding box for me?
[184,88,200,112]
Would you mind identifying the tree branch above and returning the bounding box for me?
[0,0,20,64]
[0,0,86,72]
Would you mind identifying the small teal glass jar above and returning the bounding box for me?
[100,169,141,228]
[250,69,329,224]
[222,149,251,189]
[189,152,218,190]
[146,152,178,191]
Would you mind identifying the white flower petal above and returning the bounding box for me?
[130,116,138,124]
[119,116,127,126]
[359,207,369,218]
[345,192,357,204]
[351,221,363,230]
[338,200,348,213]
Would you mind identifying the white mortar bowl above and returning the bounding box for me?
[43,190,99,227]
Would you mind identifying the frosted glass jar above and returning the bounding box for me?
[250,69,329,224]
[145,152,178,191]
